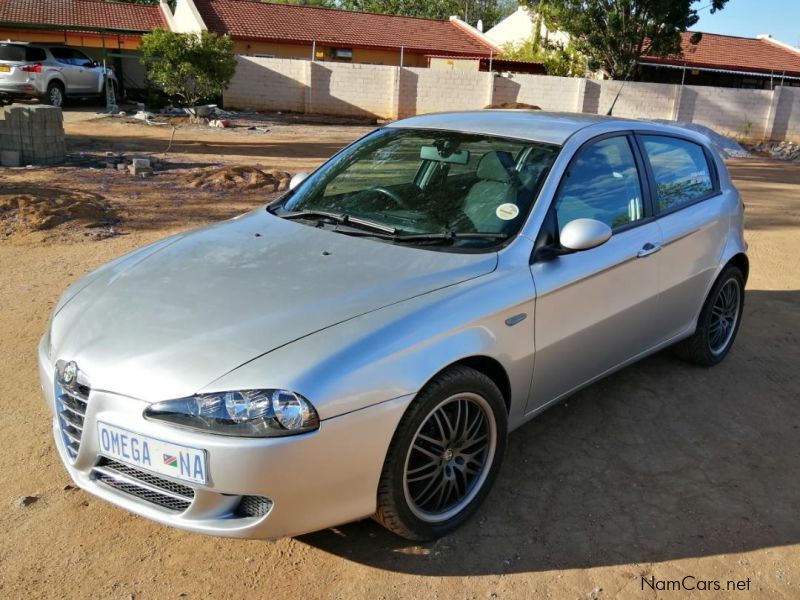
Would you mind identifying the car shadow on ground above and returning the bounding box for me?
[298,289,800,576]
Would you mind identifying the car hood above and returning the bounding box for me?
[50,210,497,402]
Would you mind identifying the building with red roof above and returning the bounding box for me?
[640,31,800,89]
[0,0,168,91]
[0,0,166,49]
[182,0,502,67]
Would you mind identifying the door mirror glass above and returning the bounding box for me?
[289,172,309,191]
[560,218,612,251]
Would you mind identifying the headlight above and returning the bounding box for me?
[143,389,319,437]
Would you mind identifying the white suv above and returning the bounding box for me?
[0,41,117,107]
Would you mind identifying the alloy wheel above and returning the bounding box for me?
[49,86,63,107]
[403,392,496,523]
[709,278,741,355]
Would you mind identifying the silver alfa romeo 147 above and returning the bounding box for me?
[39,111,747,541]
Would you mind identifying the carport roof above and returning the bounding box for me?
[194,0,497,56]
[0,0,167,34]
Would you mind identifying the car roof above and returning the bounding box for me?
[390,110,636,146]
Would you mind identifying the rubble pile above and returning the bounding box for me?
[750,140,800,161]
[187,166,292,192]
[103,154,165,177]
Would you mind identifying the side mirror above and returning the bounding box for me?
[289,172,309,191]
[559,218,612,251]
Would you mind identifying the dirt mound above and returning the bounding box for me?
[484,102,542,110]
[0,187,118,234]
[187,166,292,192]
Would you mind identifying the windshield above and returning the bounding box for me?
[274,128,560,251]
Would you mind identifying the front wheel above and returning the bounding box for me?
[374,365,508,540]
[675,265,745,366]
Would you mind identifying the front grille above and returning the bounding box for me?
[92,458,195,513]
[55,379,89,461]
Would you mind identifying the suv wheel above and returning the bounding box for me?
[374,365,508,540]
[44,81,64,108]
[675,265,745,366]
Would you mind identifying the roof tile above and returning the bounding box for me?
[0,0,166,33]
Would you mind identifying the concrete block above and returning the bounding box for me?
[129,163,153,176]
[131,157,151,170]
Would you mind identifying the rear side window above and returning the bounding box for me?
[26,47,47,62]
[0,44,26,62]
[49,47,72,64]
[641,135,715,212]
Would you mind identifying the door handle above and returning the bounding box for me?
[637,242,662,258]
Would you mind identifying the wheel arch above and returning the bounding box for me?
[725,252,749,284]
[428,355,512,414]
[46,76,65,90]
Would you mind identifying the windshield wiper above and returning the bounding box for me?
[329,228,508,245]
[391,231,509,243]
[278,209,397,234]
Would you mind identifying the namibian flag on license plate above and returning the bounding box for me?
[163,454,178,467]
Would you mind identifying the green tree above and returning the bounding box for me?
[140,30,237,107]
[501,37,586,77]
[339,0,508,29]
[545,0,729,79]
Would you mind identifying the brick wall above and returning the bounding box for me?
[225,57,308,113]
[310,62,396,118]
[400,68,492,117]
[224,56,800,142]
[0,105,65,167]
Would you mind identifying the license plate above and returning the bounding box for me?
[97,421,208,485]
[0,65,10,72]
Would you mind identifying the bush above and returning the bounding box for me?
[140,29,236,107]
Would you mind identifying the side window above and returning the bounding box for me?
[641,135,714,212]
[49,48,71,64]
[26,47,47,62]
[71,50,94,67]
[554,136,644,230]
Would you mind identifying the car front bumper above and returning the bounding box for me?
[38,338,413,539]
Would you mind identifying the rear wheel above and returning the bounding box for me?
[44,81,64,107]
[374,365,508,540]
[674,265,745,366]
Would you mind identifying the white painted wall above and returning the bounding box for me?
[484,7,570,49]
[159,0,206,34]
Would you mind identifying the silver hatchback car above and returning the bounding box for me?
[0,41,117,107]
[39,111,747,541]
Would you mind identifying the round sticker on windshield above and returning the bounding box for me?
[496,203,520,220]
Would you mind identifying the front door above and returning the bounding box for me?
[528,134,663,412]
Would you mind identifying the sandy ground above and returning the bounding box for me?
[0,114,799,599]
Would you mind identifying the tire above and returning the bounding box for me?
[674,265,745,366]
[374,365,508,540]
[44,81,65,108]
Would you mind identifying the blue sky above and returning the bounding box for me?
[695,0,800,45]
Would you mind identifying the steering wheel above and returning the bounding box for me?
[371,186,411,209]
